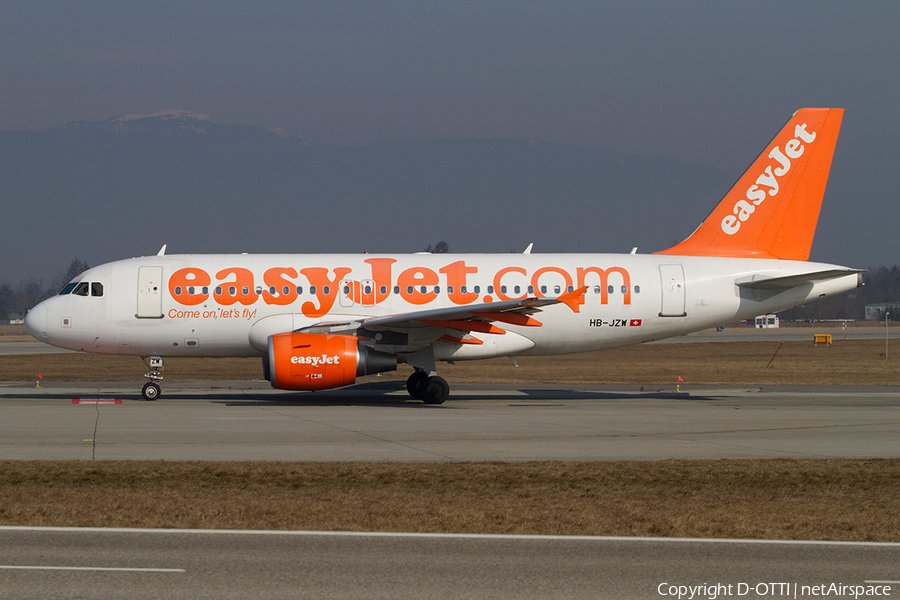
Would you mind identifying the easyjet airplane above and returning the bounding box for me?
[25,108,860,403]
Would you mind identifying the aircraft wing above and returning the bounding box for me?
[736,268,864,291]
[297,286,588,342]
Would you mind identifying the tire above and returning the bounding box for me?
[406,370,428,399]
[142,382,161,401]
[420,376,449,405]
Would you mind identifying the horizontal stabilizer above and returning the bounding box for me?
[736,269,863,291]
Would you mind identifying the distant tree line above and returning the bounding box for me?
[423,241,450,253]
[4,258,900,323]
[0,259,89,319]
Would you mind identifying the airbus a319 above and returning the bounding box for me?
[25,108,860,403]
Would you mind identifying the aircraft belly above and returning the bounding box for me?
[434,330,535,360]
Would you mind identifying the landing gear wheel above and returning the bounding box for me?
[407,370,428,399]
[420,376,449,405]
[142,382,161,401]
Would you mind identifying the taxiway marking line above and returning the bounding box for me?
[2,526,900,547]
[0,565,184,573]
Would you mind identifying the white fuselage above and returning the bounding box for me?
[26,253,859,361]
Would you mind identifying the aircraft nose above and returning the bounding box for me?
[24,301,48,342]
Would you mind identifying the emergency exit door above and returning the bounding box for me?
[137,266,163,318]
[659,264,686,317]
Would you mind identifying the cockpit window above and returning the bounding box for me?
[72,282,90,296]
[91,282,104,297]
[59,282,78,295]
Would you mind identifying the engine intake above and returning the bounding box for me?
[267,332,397,391]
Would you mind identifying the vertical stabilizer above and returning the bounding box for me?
[655,108,843,260]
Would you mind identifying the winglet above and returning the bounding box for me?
[655,108,844,261]
[557,285,589,313]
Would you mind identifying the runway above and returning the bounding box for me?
[0,527,897,600]
[1,380,898,461]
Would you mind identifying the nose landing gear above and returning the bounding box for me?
[141,356,163,401]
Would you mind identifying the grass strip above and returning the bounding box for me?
[1,459,897,541]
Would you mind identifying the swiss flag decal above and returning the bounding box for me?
[629,319,642,327]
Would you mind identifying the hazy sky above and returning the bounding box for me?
[3,2,897,168]
[2,1,899,273]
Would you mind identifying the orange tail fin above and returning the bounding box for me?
[655,108,844,261]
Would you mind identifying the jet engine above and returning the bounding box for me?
[267,332,397,391]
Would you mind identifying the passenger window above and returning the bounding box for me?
[407,286,413,295]
[621,285,628,294]
[73,282,89,296]
[309,286,317,295]
[174,286,183,296]
[229,286,236,296]
[501,285,507,294]
[215,286,222,295]
[474,286,480,294]
[594,286,601,294]
[364,285,372,295]
[394,286,400,294]
[635,285,641,294]
[343,285,350,295]
[541,285,547,295]
[296,286,303,295]
[380,286,387,295]
[447,285,454,294]
[323,286,330,295]
[553,285,560,294]
[460,286,467,294]
[528,286,534,294]
[282,286,290,296]
[487,286,494,294]
[608,285,614,294]
[434,286,440,294]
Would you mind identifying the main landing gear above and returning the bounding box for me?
[406,369,450,404]
[141,356,163,401]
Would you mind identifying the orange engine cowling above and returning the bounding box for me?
[267,332,397,391]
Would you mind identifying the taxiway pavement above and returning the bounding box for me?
[1,527,898,600]
[1,381,897,461]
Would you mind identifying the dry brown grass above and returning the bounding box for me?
[3,339,899,386]
[0,460,897,540]
[0,324,28,338]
